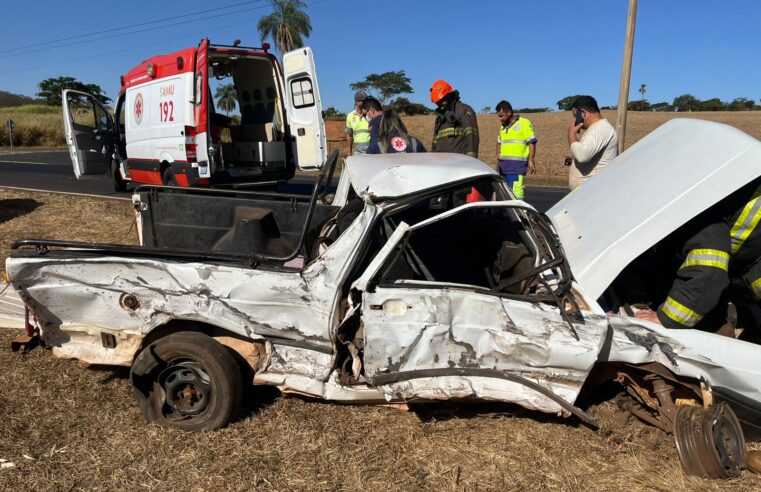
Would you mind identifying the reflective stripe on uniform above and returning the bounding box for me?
[751,277,761,299]
[500,139,527,145]
[435,127,478,139]
[680,248,729,271]
[731,185,761,254]
[662,297,702,327]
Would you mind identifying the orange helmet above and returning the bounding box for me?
[430,79,454,105]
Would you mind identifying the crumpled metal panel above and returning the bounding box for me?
[607,315,761,404]
[362,287,609,414]
[6,204,377,377]
[263,343,333,381]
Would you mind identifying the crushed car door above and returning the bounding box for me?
[282,47,327,170]
[355,202,609,416]
[62,89,115,178]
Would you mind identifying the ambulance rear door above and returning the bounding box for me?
[193,38,213,178]
[62,89,115,178]
[283,47,326,170]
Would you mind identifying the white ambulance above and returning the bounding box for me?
[62,39,326,190]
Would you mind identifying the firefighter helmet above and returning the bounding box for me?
[430,80,455,105]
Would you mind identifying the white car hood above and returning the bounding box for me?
[345,152,498,199]
[548,118,761,301]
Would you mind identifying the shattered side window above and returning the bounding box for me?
[380,207,534,292]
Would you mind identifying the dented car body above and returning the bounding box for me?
[7,120,761,477]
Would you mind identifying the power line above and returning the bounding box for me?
[0,3,271,60]
[0,0,268,55]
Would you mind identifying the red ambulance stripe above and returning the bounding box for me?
[129,170,163,185]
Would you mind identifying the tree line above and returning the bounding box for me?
[557,94,761,112]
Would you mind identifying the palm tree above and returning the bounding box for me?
[215,84,237,116]
[257,0,312,55]
[639,83,647,110]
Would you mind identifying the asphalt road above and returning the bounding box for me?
[0,150,569,211]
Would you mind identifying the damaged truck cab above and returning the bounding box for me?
[8,120,761,478]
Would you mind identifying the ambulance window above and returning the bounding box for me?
[290,77,314,108]
[195,72,203,106]
[93,102,110,131]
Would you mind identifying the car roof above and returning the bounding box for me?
[345,152,498,199]
[547,118,761,301]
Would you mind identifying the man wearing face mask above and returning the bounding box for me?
[430,80,479,158]
[564,95,618,190]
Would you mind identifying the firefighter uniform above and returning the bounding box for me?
[497,116,537,199]
[431,100,480,158]
[657,177,761,331]
[345,110,370,154]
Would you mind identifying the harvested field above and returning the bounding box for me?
[1,187,761,489]
[327,111,761,186]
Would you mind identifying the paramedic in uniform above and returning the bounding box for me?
[495,100,537,200]
[635,177,761,337]
[346,90,371,155]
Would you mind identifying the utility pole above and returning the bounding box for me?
[615,0,638,153]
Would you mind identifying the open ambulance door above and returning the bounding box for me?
[62,89,115,178]
[283,47,327,170]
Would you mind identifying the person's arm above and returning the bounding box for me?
[528,142,537,174]
[569,124,606,164]
[345,115,354,154]
[525,120,537,174]
[461,105,479,158]
[655,221,731,328]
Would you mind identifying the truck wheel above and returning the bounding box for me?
[163,168,179,186]
[130,332,242,432]
[112,161,127,192]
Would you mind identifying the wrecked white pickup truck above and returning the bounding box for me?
[6,119,761,478]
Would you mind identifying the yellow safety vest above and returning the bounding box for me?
[346,110,371,144]
[498,116,536,161]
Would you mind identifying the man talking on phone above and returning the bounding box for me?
[564,95,618,190]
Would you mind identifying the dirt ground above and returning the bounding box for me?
[327,111,761,186]
[2,187,761,489]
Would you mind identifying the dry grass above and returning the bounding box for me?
[0,105,65,147]
[327,111,761,187]
[1,187,761,489]
[0,189,137,276]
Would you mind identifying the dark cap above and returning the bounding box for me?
[354,90,368,102]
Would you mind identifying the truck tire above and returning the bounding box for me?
[112,161,127,192]
[162,167,179,186]
[130,332,243,432]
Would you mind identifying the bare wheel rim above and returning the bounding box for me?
[158,359,212,421]
[674,403,746,479]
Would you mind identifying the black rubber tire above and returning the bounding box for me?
[162,167,179,186]
[130,332,242,432]
[112,161,127,192]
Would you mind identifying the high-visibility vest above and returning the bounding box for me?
[346,110,371,144]
[498,116,536,162]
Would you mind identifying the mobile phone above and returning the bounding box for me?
[574,110,584,126]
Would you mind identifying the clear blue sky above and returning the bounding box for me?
[1,0,760,112]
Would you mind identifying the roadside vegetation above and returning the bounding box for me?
[0,105,63,147]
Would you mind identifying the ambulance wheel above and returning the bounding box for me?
[130,332,243,432]
[163,168,179,186]
[112,161,127,192]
